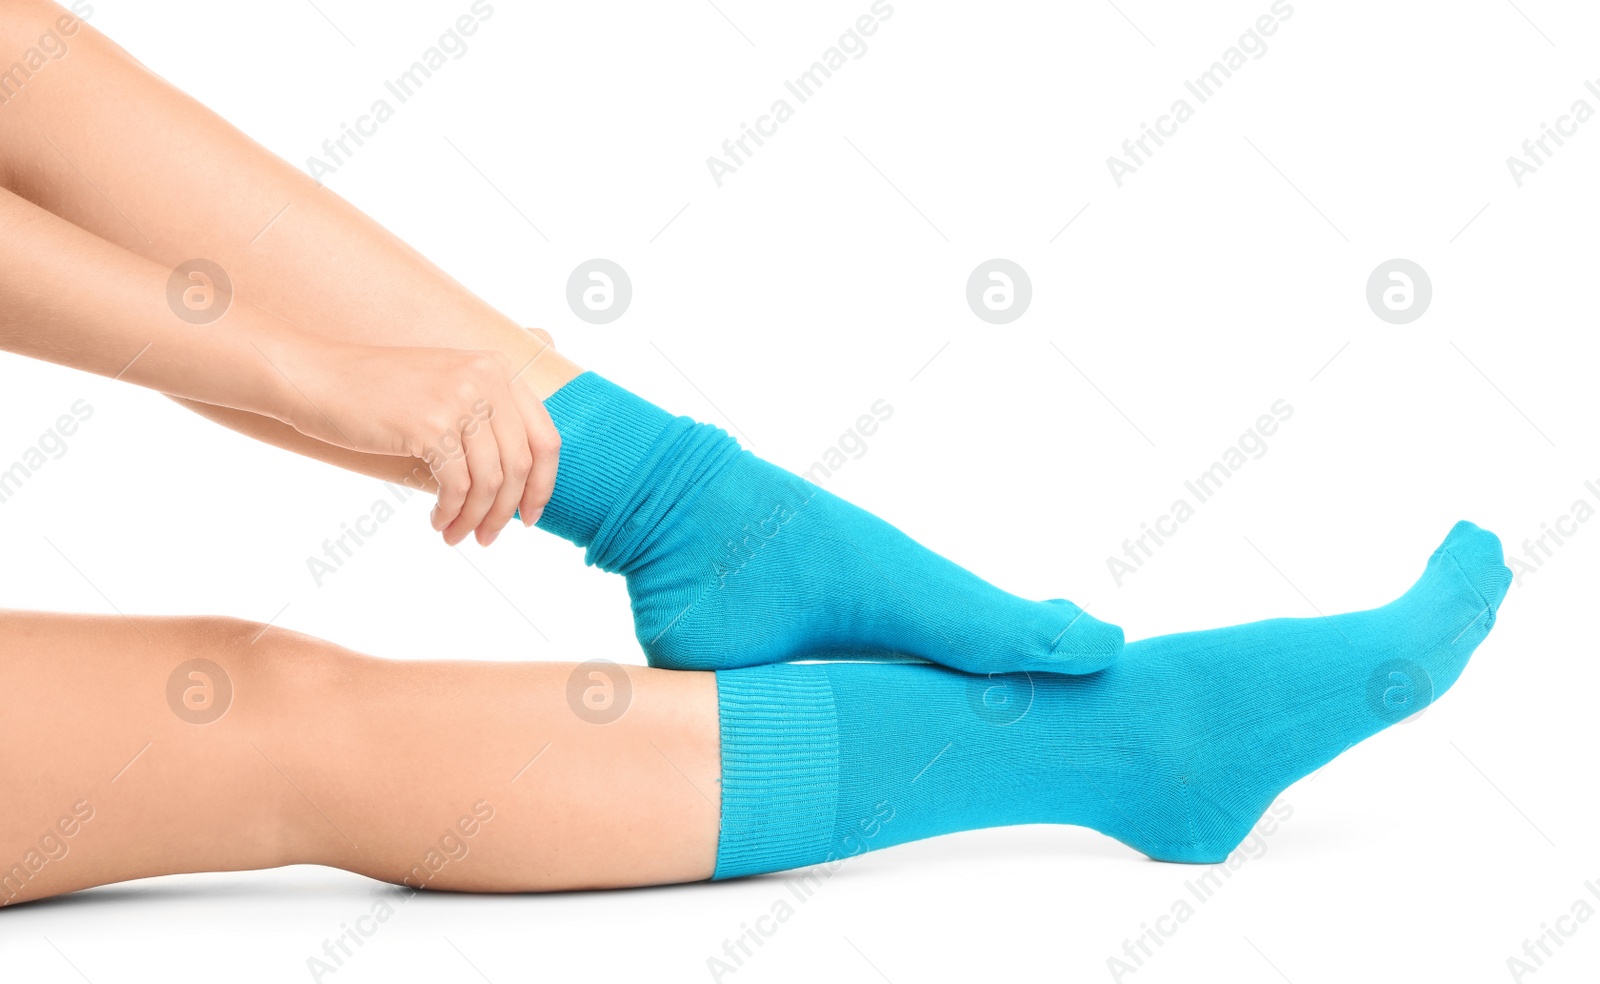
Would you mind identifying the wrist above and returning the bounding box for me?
[239,314,336,433]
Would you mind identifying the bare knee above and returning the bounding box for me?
[168,615,360,706]
[161,616,368,864]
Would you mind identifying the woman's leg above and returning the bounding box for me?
[0,1,1125,676]
[0,610,718,906]
[3,521,1512,903]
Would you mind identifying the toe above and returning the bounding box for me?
[1437,520,1513,612]
[1040,600,1123,674]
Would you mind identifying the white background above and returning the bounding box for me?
[2,0,1599,981]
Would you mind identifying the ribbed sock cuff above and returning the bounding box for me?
[535,372,674,547]
[713,665,841,880]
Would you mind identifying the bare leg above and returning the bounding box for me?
[0,611,719,905]
[0,0,580,487]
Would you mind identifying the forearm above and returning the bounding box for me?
[0,0,583,503]
[0,1,582,401]
[166,397,438,491]
[0,185,316,425]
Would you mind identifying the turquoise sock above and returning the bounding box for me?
[535,371,1121,674]
[713,521,1511,876]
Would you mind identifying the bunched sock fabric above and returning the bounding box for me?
[712,521,1512,877]
[535,371,1122,674]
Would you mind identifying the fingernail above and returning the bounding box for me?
[524,507,544,528]
[483,528,501,547]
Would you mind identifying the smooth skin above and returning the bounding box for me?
[0,0,579,545]
[0,610,720,906]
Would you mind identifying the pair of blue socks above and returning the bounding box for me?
[536,372,1512,874]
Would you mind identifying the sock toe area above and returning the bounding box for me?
[1038,600,1123,674]
[1436,520,1513,612]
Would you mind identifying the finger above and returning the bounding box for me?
[428,435,471,534]
[511,381,559,527]
[475,394,532,545]
[442,419,503,546]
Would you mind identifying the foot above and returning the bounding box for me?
[1081,520,1511,862]
[709,521,1511,879]
[620,432,1123,674]
[536,372,1123,675]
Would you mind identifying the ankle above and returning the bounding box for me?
[504,326,583,400]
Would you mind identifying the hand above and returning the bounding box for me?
[277,338,560,546]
